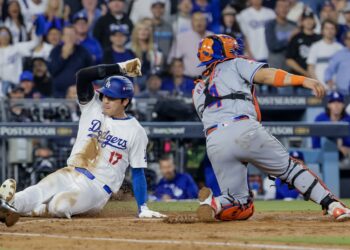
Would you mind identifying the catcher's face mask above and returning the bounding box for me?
[197,34,239,66]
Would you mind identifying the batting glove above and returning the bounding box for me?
[138,205,167,218]
[118,58,142,77]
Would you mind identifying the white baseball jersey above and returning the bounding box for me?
[67,92,148,193]
[0,36,40,84]
[237,7,275,61]
[307,39,343,84]
[192,58,267,130]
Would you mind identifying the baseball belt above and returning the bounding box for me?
[205,115,249,137]
[75,167,113,195]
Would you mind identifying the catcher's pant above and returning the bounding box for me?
[13,167,110,218]
[206,117,330,205]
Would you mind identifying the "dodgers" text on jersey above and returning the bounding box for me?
[88,120,127,149]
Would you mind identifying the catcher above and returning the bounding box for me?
[0,59,166,227]
[192,34,350,222]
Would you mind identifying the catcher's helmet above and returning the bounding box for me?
[97,76,134,99]
[197,34,239,67]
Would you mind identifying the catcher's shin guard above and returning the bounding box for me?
[278,158,329,204]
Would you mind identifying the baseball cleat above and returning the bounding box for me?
[0,199,20,227]
[196,187,220,222]
[327,202,350,222]
[0,179,16,204]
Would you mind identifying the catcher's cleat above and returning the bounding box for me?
[0,179,16,204]
[196,187,220,222]
[327,202,350,222]
[0,199,20,227]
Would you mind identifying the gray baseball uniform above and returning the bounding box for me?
[193,58,330,206]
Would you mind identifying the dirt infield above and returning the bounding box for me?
[0,201,350,250]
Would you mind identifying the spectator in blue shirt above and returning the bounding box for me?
[151,0,173,59]
[325,31,350,93]
[312,91,350,157]
[103,25,135,64]
[154,154,198,200]
[40,0,70,35]
[76,0,102,36]
[192,0,221,32]
[161,58,194,97]
[337,3,350,43]
[300,0,326,15]
[48,25,93,98]
[73,12,103,64]
[265,0,297,70]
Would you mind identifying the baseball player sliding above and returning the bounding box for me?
[0,59,165,227]
[193,34,350,222]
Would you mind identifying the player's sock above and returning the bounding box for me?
[198,187,221,214]
[197,187,221,222]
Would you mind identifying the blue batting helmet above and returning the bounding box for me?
[97,76,134,99]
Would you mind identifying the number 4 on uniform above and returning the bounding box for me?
[208,84,222,108]
[109,151,122,165]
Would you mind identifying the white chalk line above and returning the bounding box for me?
[16,219,55,225]
[0,232,347,250]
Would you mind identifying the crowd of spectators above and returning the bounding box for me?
[1,0,350,100]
